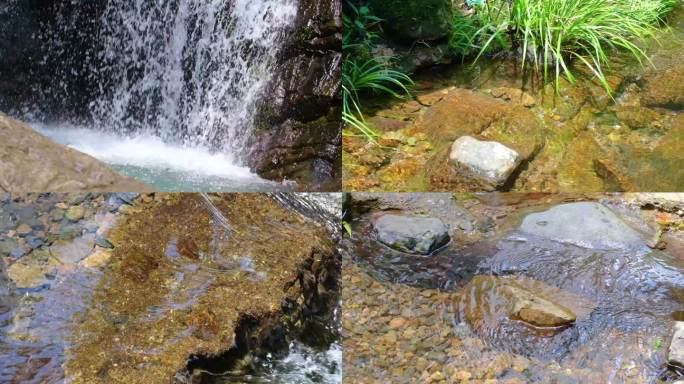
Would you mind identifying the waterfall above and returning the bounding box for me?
[56,0,297,158]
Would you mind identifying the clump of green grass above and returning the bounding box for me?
[342,58,412,140]
[465,0,677,93]
[342,2,413,142]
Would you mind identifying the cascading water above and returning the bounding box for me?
[90,0,297,150]
[30,0,299,191]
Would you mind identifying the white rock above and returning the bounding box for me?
[670,321,684,369]
[449,136,520,189]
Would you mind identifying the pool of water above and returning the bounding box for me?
[32,125,287,191]
[344,194,684,382]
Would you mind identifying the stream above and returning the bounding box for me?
[0,193,341,383]
[343,193,684,382]
[343,7,684,192]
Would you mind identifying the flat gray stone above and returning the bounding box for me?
[449,136,520,188]
[670,321,684,369]
[49,234,95,264]
[520,202,644,250]
[373,214,450,255]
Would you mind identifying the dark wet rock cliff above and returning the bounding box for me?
[0,1,105,120]
[247,0,342,191]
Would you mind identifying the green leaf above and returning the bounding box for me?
[652,339,662,350]
[342,221,353,236]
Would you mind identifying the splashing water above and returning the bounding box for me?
[20,0,299,189]
[87,0,297,152]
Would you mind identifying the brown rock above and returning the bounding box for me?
[460,275,595,330]
[177,238,200,260]
[641,63,684,109]
[0,113,151,193]
[491,87,536,107]
[389,317,407,329]
[415,89,510,143]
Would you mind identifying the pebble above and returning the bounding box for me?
[59,225,81,241]
[83,222,99,233]
[25,235,44,249]
[0,238,18,255]
[16,223,32,236]
[389,317,407,329]
[94,235,114,249]
[50,209,65,222]
[9,247,27,259]
[66,206,85,222]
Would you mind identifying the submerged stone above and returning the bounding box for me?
[372,214,450,255]
[491,87,536,107]
[641,63,684,109]
[64,194,338,384]
[66,206,85,222]
[460,275,595,331]
[670,322,684,369]
[449,136,520,190]
[520,202,645,250]
[505,284,575,327]
[16,223,32,236]
[0,238,19,256]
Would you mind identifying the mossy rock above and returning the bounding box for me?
[369,0,453,43]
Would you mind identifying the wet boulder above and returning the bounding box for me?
[670,322,684,369]
[520,202,645,250]
[368,0,453,43]
[449,136,521,191]
[247,0,341,190]
[460,275,588,330]
[505,284,575,327]
[372,214,450,255]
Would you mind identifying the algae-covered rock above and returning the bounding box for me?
[369,0,453,43]
[65,194,339,383]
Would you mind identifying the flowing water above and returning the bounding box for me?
[344,194,684,382]
[20,0,299,190]
[0,193,341,383]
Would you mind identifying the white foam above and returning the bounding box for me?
[33,124,261,180]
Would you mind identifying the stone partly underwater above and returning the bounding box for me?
[0,193,340,383]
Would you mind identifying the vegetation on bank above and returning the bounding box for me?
[460,0,679,92]
[342,2,413,142]
[342,0,680,140]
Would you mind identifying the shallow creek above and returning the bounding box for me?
[0,193,341,383]
[342,193,684,383]
[342,8,684,192]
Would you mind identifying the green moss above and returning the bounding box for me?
[295,26,316,43]
[253,104,278,132]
